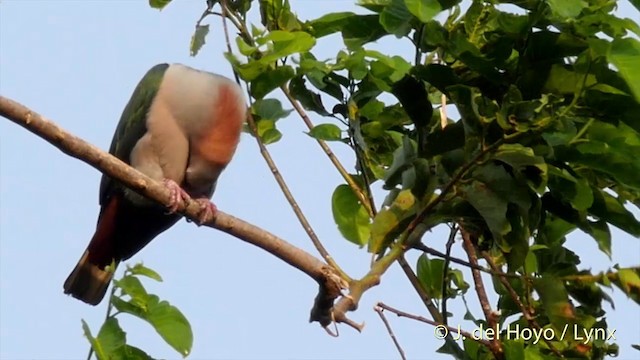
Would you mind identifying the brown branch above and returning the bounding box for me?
[374,305,407,360]
[397,256,443,322]
[460,227,503,359]
[412,242,522,279]
[396,255,464,355]
[482,252,563,358]
[0,95,347,327]
[218,0,350,283]
[376,302,492,348]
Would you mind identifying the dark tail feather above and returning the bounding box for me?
[63,251,115,305]
[64,194,180,305]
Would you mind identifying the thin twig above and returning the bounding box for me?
[412,242,523,279]
[280,85,374,217]
[374,305,407,360]
[397,256,443,322]
[396,255,464,356]
[376,302,492,348]
[441,225,458,326]
[460,228,503,359]
[482,252,563,358]
[218,0,351,282]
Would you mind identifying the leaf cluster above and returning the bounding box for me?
[154,0,640,358]
[83,264,193,360]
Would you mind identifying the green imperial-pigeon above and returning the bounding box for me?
[63,63,246,305]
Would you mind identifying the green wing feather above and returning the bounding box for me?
[99,63,169,205]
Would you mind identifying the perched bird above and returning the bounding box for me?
[63,63,246,305]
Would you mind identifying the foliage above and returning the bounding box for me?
[83,263,193,360]
[149,0,640,358]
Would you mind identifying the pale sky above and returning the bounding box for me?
[1,1,639,359]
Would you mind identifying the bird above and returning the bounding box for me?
[63,63,247,305]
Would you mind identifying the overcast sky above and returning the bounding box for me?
[1,1,639,359]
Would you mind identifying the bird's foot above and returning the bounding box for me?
[163,179,191,214]
[190,198,217,225]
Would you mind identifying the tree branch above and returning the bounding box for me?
[376,302,492,348]
[460,227,503,359]
[0,95,347,328]
[374,304,407,360]
[481,252,562,357]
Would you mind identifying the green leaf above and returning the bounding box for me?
[307,123,343,141]
[462,180,509,238]
[259,0,301,31]
[119,345,153,360]
[257,122,283,144]
[225,53,267,81]
[502,339,524,360]
[127,263,163,282]
[534,276,574,330]
[331,185,371,246]
[543,64,597,95]
[82,320,107,360]
[404,0,441,23]
[546,0,585,18]
[341,15,388,50]
[113,295,193,357]
[383,136,416,189]
[145,295,193,357]
[608,38,640,102]
[306,12,356,38]
[288,76,331,116]
[613,268,640,304]
[416,254,445,298]
[547,166,593,211]
[250,66,295,99]
[149,0,171,10]
[494,143,547,193]
[115,275,149,307]
[555,122,640,191]
[263,30,316,59]
[236,37,257,57]
[190,25,209,57]
[380,0,413,37]
[369,189,416,253]
[461,162,532,241]
[589,188,640,237]
[252,98,293,121]
[97,318,126,357]
[357,0,392,13]
[111,296,144,316]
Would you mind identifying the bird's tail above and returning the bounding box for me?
[63,251,116,306]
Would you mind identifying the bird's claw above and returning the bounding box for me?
[191,198,217,225]
[163,179,190,214]
[162,179,216,224]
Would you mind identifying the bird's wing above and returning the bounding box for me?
[99,63,169,207]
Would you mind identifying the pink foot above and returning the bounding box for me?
[191,198,217,225]
[163,179,190,214]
